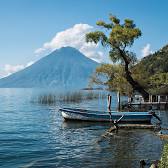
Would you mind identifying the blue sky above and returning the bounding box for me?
[0,0,168,77]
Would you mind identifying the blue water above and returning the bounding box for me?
[0,88,167,168]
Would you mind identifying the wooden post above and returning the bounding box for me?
[158,95,160,110]
[158,95,159,102]
[117,91,121,111]
[166,96,168,110]
[107,94,112,111]
[149,94,152,102]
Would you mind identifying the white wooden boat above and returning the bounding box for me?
[59,107,153,123]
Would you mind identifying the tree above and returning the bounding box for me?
[86,15,149,100]
[90,64,133,95]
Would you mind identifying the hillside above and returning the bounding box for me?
[0,47,98,89]
[137,44,168,75]
[134,44,168,94]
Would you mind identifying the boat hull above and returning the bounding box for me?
[60,108,152,123]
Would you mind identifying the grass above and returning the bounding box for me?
[34,91,106,105]
[37,94,57,105]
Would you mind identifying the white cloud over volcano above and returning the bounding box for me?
[34,24,104,62]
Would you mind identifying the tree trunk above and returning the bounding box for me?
[124,62,149,101]
[118,49,149,101]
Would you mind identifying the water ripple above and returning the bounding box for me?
[0,88,166,168]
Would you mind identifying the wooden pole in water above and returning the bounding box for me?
[158,95,160,110]
[107,94,112,111]
[149,94,153,103]
[117,91,121,111]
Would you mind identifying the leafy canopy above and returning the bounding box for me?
[90,64,133,95]
[86,15,141,65]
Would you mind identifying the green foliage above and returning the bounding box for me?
[132,64,149,88]
[96,20,113,29]
[86,14,168,96]
[90,64,132,95]
[136,45,168,75]
[86,14,150,99]
[86,15,141,65]
[150,73,168,87]
[134,44,168,95]
[86,31,108,46]
[159,143,168,168]
[148,73,168,94]
[90,62,168,95]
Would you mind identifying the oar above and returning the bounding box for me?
[113,115,124,130]
[108,111,112,122]
[108,114,124,132]
[97,114,124,142]
[149,111,161,122]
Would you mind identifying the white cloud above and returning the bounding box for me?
[34,48,46,55]
[26,61,34,67]
[0,61,34,78]
[141,43,153,57]
[4,64,24,76]
[34,23,105,62]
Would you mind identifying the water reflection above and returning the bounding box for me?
[61,120,111,129]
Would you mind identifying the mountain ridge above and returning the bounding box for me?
[0,47,98,89]
[136,44,168,75]
[134,44,168,94]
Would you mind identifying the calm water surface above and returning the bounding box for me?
[0,88,167,168]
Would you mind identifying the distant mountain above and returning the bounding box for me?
[0,47,98,89]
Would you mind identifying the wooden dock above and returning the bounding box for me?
[120,94,168,110]
[117,124,156,129]
[107,124,168,140]
[122,102,168,111]
[99,124,157,139]
[107,124,156,133]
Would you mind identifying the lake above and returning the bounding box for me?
[0,88,167,168]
